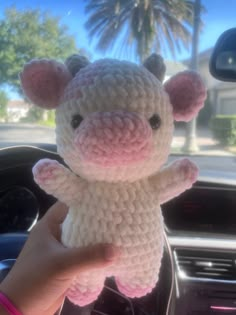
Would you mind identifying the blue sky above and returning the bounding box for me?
[1,0,236,97]
[1,0,236,61]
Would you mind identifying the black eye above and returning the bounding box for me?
[71,114,83,129]
[149,114,161,130]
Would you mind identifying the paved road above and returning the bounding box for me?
[0,123,55,144]
[0,123,221,147]
[0,123,235,183]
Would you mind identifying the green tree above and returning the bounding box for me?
[85,0,197,61]
[0,7,79,122]
[0,90,9,121]
[0,7,78,93]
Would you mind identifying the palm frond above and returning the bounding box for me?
[84,0,204,60]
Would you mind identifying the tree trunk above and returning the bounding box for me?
[183,0,201,153]
[42,110,48,121]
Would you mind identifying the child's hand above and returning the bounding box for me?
[0,202,119,315]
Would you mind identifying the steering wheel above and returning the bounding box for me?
[0,146,175,314]
[0,233,27,278]
[0,232,174,315]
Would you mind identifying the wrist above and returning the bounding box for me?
[0,276,25,315]
[0,290,23,315]
[0,304,9,315]
[0,284,55,315]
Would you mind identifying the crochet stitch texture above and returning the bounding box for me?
[20,54,206,306]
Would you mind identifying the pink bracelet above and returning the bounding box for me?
[0,292,22,315]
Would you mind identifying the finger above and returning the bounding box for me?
[43,201,68,225]
[59,244,120,276]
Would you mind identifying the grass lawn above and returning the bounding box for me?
[38,120,55,127]
[227,146,236,154]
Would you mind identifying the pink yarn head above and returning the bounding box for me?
[55,59,174,182]
[21,55,206,182]
[20,55,89,109]
[74,111,153,167]
[164,70,207,122]
[20,59,72,109]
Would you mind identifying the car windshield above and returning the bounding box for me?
[0,0,235,180]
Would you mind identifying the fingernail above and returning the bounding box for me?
[104,244,119,261]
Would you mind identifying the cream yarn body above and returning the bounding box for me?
[21,54,206,306]
[61,179,164,305]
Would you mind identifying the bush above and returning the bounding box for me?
[0,90,9,121]
[20,108,55,127]
[23,107,45,122]
[211,115,236,146]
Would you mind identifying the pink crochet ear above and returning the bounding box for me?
[164,71,207,122]
[20,59,72,109]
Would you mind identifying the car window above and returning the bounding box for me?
[0,0,235,179]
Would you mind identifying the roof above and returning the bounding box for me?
[183,47,214,66]
[165,60,187,76]
[8,99,30,109]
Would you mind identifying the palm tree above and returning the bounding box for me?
[183,0,201,153]
[84,0,195,61]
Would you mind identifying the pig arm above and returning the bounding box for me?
[33,159,87,205]
[149,159,198,205]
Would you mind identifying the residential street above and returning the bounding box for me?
[0,123,222,150]
[0,123,235,182]
[0,123,55,144]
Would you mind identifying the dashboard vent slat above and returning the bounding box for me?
[175,249,236,281]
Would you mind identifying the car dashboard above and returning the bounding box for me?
[0,145,236,315]
[164,184,236,315]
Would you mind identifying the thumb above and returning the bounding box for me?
[58,243,119,276]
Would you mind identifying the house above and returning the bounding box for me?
[184,48,236,116]
[7,99,30,122]
[164,60,187,81]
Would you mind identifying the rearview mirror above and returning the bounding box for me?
[210,28,236,82]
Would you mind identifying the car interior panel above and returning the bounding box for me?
[0,145,235,315]
[1,1,236,315]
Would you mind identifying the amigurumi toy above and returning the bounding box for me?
[20,54,206,306]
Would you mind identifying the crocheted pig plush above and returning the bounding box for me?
[20,54,206,306]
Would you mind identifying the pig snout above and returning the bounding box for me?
[74,111,153,166]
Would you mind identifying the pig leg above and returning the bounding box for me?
[115,245,163,298]
[67,271,105,306]
[115,274,156,298]
[115,263,161,298]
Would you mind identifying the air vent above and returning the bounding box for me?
[174,249,236,281]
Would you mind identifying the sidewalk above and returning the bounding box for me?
[172,126,235,157]
[169,127,236,181]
